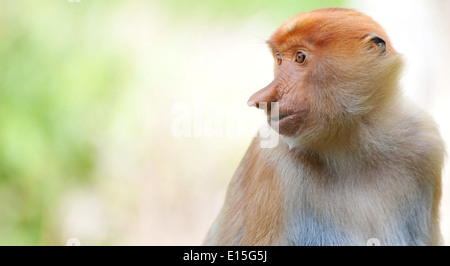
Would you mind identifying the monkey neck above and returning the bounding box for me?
[286,95,401,171]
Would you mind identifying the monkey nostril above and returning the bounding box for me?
[247,101,257,108]
[247,101,270,111]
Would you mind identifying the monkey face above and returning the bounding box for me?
[247,53,311,136]
[248,8,397,141]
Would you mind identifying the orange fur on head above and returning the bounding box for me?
[250,8,403,152]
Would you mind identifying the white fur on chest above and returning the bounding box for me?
[267,142,422,245]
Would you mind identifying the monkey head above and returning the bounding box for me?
[247,8,403,150]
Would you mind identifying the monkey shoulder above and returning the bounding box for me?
[385,106,445,181]
[372,107,444,245]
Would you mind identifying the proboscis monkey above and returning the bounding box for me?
[204,8,445,246]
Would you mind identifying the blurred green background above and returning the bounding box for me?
[1,0,449,245]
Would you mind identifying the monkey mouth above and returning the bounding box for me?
[267,112,306,136]
[267,113,295,131]
[268,113,295,134]
[268,113,292,122]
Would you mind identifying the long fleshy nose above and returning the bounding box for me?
[247,79,279,108]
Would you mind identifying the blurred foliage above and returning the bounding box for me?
[159,0,344,23]
[0,0,131,245]
[0,0,343,245]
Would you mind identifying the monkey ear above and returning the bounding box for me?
[363,34,386,55]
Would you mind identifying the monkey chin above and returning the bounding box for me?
[267,113,305,149]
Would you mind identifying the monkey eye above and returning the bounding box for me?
[295,51,306,64]
[276,53,282,65]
